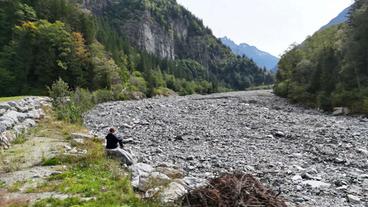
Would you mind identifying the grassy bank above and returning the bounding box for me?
[0,108,160,207]
[0,96,26,102]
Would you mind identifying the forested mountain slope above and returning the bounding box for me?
[274,0,368,114]
[0,0,273,98]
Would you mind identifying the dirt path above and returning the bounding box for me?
[0,115,83,206]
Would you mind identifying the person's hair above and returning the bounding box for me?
[109,128,115,133]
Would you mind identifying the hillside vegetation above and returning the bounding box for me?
[275,0,368,114]
[0,0,273,98]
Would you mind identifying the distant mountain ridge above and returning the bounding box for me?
[220,37,279,71]
[320,6,351,30]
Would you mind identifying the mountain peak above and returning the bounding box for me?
[220,37,279,71]
[320,6,351,30]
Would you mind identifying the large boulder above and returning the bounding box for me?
[333,107,350,116]
[2,111,28,123]
[26,109,44,119]
[137,172,171,192]
[0,108,7,116]
[181,177,208,190]
[0,131,16,148]
[106,148,134,166]
[160,182,187,204]
[130,163,155,189]
[0,103,11,110]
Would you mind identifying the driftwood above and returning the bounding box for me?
[183,173,288,207]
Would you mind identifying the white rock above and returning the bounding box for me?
[275,131,285,137]
[71,133,94,139]
[333,107,350,116]
[144,187,161,198]
[292,175,303,182]
[160,182,187,203]
[181,177,208,190]
[356,148,368,156]
[138,172,171,192]
[151,172,171,181]
[0,119,15,129]
[1,131,16,145]
[22,119,36,128]
[347,194,361,204]
[0,103,11,110]
[26,109,42,119]
[0,108,7,116]
[2,111,27,123]
[302,180,331,188]
[131,163,154,178]
[14,124,27,134]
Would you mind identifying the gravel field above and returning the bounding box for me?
[85,90,368,207]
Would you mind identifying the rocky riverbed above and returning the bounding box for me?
[85,90,368,207]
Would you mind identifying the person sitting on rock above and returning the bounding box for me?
[106,128,123,149]
[105,128,134,166]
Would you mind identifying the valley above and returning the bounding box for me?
[85,90,368,207]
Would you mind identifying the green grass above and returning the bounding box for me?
[1,107,160,207]
[0,180,5,188]
[31,122,160,207]
[0,96,26,102]
[246,84,274,91]
[7,180,26,192]
[12,131,27,145]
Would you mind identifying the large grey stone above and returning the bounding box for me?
[0,108,7,116]
[106,148,134,166]
[26,109,43,119]
[0,131,16,147]
[0,103,11,110]
[302,180,331,189]
[22,119,36,128]
[347,194,361,204]
[0,119,15,129]
[2,110,28,123]
[137,172,171,192]
[160,182,187,203]
[131,163,155,178]
[181,177,208,190]
[333,107,350,116]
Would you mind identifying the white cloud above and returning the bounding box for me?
[176,0,354,57]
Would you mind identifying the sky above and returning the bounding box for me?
[176,0,354,57]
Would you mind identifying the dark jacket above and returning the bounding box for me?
[105,133,123,149]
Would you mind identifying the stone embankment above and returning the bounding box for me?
[85,90,368,207]
[0,97,50,148]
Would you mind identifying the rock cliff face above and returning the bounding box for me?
[81,0,183,59]
[81,0,231,63]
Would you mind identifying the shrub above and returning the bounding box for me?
[111,84,127,100]
[152,87,176,97]
[55,102,81,124]
[72,88,94,112]
[47,78,71,106]
[93,89,115,104]
[274,81,289,98]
